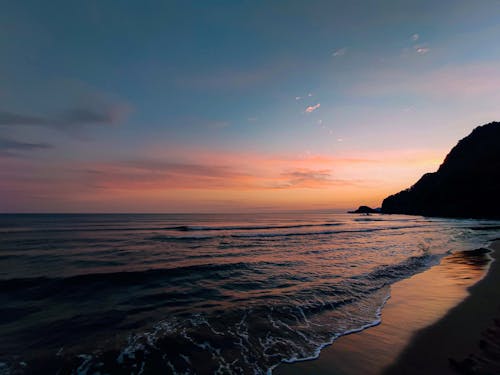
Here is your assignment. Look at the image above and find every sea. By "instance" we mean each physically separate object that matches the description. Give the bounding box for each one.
[1,212,499,374]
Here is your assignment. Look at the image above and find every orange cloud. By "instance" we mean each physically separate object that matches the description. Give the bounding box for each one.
[0,146,446,212]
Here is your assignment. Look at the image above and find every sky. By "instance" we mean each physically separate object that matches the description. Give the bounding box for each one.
[1,0,500,213]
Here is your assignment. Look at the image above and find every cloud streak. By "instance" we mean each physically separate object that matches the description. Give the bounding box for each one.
[0,111,48,126]
[332,48,346,57]
[0,104,130,131]
[0,147,445,212]
[276,168,335,188]
[0,137,52,156]
[415,46,430,54]
[305,103,321,113]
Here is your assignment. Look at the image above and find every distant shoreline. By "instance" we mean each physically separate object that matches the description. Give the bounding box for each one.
[276,240,500,375]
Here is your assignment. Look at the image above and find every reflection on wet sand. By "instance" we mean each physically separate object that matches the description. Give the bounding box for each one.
[276,247,493,375]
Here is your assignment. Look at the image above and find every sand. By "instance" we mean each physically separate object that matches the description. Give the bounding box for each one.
[275,240,500,375]
[385,240,500,375]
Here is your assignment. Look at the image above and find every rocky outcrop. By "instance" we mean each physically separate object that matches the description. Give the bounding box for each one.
[382,122,500,219]
[348,206,380,214]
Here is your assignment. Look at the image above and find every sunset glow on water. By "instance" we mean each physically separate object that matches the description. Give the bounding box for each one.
[1,213,498,373]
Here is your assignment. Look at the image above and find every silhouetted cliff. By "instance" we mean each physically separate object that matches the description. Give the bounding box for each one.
[382,122,500,219]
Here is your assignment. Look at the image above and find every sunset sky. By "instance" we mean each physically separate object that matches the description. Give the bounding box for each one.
[1,1,499,212]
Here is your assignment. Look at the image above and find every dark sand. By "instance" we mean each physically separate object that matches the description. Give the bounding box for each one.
[276,241,500,375]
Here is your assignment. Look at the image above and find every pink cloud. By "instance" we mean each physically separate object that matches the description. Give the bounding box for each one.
[0,146,446,212]
[305,103,320,113]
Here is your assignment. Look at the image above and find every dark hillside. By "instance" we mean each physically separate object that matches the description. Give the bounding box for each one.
[382,122,500,218]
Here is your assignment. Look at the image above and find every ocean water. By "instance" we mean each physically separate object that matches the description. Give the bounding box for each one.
[0,213,499,374]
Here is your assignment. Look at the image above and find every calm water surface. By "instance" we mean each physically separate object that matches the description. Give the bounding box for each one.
[0,213,499,374]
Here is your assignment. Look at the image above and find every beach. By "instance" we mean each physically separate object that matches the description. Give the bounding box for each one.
[1,214,498,373]
[276,240,500,375]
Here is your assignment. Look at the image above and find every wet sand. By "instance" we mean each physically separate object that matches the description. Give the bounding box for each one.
[385,240,500,375]
[276,240,500,375]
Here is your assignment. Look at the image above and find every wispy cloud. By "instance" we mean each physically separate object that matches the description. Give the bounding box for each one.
[403,34,429,56]
[296,93,313,101]
[305,103,321,113]
[65,158,257,192]
[82,160,350,191]
[0,136,52,156]
[0,147,445,212]
[123,160,244,179]
[332,48,347,57]
[276,168,334,188]
[0,111,48,126]
[415,46,430,54]
[0,104,130,131]
[0,101,131,148]
[61,107,129,126]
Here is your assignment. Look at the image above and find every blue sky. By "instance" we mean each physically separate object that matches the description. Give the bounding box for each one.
[1,1,499,212]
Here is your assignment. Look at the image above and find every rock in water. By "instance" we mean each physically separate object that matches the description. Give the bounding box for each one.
[348,206,380,214]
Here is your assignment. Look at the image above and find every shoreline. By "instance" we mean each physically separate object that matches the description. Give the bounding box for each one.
[276,240,500,375]
[384,239,500,374]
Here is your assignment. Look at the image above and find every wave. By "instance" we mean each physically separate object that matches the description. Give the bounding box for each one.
[0,249,445,375]
[22,287,391,375]
[468,225,500,231]
[150,224,432,242]
[0,222,343,235]
[366,252,439,282]
[3,214,491,375]
[0,226,178,234]
[0,260,302,295]
[353,217,426,222]
[2,219,448,237]
[168,222,343,232]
